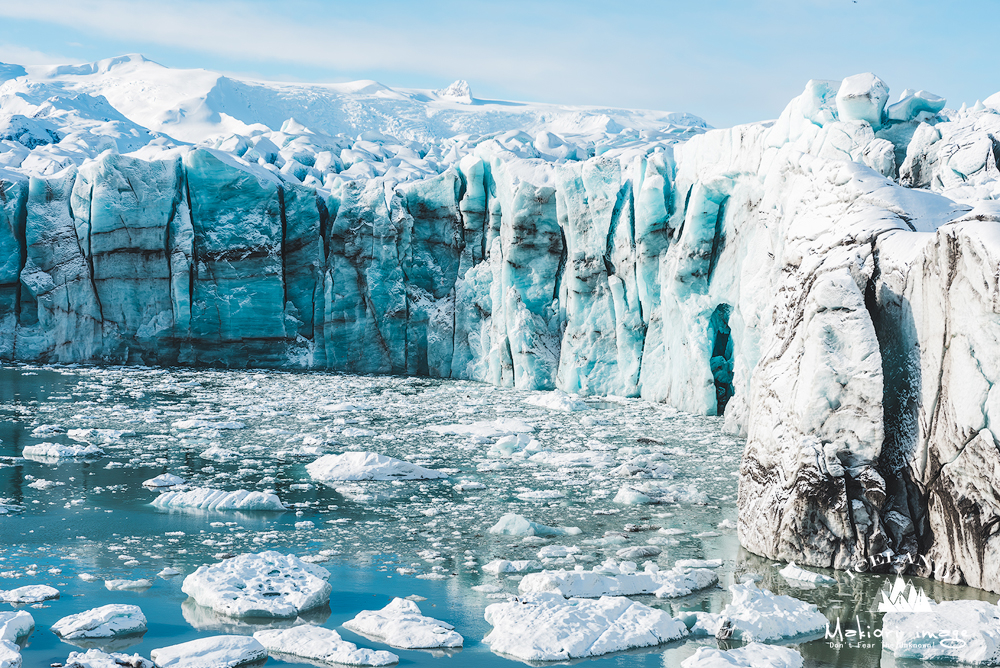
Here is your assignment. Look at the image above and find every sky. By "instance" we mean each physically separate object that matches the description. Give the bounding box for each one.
[0,0,996,128]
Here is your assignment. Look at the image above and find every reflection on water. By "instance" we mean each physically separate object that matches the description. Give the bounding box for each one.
[0,365,996,667]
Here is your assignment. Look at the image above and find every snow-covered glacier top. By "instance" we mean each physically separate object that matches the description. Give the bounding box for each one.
[0,53,707,182]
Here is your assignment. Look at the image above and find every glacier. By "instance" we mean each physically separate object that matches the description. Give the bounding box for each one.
[4,55,1000,595]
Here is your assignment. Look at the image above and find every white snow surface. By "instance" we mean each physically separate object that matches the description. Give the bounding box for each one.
[142,473,185,488]
[306,451,446,481]
[689,582,828,642]
[181,551,332,618]
[0,584,59,603]
[343,597,463,649]
[253,624,398,666]
[489,513,581,537]
[51,604,147,639]
[149,635,267,668]
[0,640,19,668]
[61,649,154,668]
[681,643,804,668]
[152,487,285,511]
[518,560,717,598]
[21,442,103,459]
[0,610,32,643]
[483,592,688,661]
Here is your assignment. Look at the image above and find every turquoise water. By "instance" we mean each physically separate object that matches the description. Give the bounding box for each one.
[0,365,994,667]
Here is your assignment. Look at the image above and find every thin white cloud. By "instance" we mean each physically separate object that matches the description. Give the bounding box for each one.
[0,42,73,66]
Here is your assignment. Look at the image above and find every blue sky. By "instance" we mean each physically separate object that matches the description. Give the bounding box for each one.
[0,0,996,128]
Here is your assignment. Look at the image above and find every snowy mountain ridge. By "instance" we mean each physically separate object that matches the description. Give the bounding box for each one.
[4,56,1000,597]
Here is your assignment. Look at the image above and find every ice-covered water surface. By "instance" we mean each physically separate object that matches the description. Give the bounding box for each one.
[0,365,995,667]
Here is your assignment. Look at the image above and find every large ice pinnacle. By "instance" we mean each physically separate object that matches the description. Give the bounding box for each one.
[436,79,473,103]
[836,72,889,128]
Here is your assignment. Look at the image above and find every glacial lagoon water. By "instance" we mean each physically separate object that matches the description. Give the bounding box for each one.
[0,365,995,667]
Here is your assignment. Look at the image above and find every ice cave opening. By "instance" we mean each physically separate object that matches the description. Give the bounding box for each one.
[708,304,734,415]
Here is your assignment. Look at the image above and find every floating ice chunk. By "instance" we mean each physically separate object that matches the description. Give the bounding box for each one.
[680,643,804,668]
[453,481,486,492]
[836,73,889,128]
[61,649,154,668]
[886,89,946,122]
[483,592,687,661]
[516,490,566,501]
[104,579,152,591]
[483,560,540,574]
[199,447,240,462]
[68,429,132,443]
[527,451,614,467]
[150,636,267,668]
[344,597,463,649]
[0,584,59,603]
[142,473,185,488]
[182,551,332,618]
[489,513,580,537]
[26,478,64,490]
[320,402,375,412]
[0,610,33,643]
[524,392,589,411]
[488,434,542,458]
[52,604,147,639]
[152,488,285,511]
[428,418,535,439]
[690,582,827,642]
[613,482,708,505]
[173,420,244,430]
[30,424,65,437]
[157,567,181,578]
[253,624,398,666]
[306,452,446,481]
[341,427,376,438]
[21,442,103,459]
[538,546,580,559]
[616,546,661,560]
[519,561,717,599]
[79,574,99,582]
[0,640,19,668]
[674,559,722,569]
[779,562,836,585]
[882,599,1000,664]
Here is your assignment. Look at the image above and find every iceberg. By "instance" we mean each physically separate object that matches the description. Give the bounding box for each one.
[0,584,59,603]
[60,650,153,668]
[51,605,147,639]
[149,636,267,668]
[343,597,463,649]
[151,488,285,511]
[21,442,103,459]
[181,551,332,618]
[488,513,581,537]
[252,625,398,666]
[0,641,19,668]
[685,582,828,642]
[0,611,32,644]
[518,560,717,598]
[882,599,1000,664]
[306,451,446,481]
[483,592,687,661]
[680,643,803,668]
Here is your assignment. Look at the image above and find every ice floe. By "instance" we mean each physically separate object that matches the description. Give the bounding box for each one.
[61,649,154,668]
[343,597,463,649]
[778,562,836,585]
[306,452,446,481]
[182,551,332,618]
[51,604,147,639]
[685,582,827,642]
[142,473,185,488]
[519,560,717,598]
[104,579,152,591]
[680,643,804,668]
[253,624,398,666]
[0,584,59,603]
[489,513,581,537]
[483,592,687,661]
[149,635,267,668]
[524,392,589,411]
[152,488,285,511]
[0,640,19,668]
[0,610,32,643]
[21,442,103,459]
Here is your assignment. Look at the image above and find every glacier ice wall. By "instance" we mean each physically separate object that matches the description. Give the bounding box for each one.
[4,72,1000,593]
